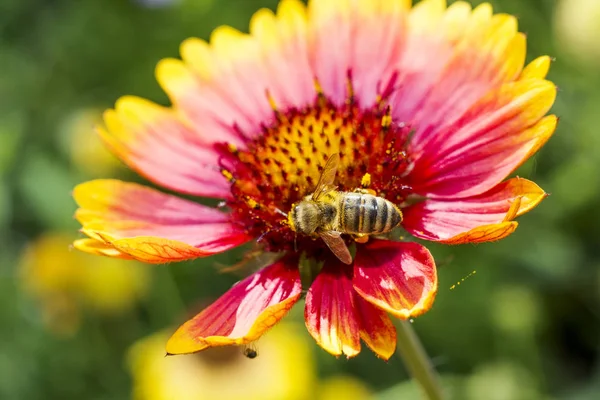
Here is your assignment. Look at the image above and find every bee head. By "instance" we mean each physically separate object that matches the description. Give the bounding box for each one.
[290,201,321,235]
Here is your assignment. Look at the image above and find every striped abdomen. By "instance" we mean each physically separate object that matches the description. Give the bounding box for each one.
[338,192,402,235]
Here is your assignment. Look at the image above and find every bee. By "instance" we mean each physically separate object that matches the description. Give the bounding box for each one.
[288,153,402,264]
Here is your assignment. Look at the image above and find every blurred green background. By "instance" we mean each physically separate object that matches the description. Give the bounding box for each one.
[1,0,599,399]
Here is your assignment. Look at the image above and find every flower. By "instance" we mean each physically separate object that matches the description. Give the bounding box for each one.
[20,233,150,335]
[73,0,556,359]
[318,375,373,400]
[127,322,316,400]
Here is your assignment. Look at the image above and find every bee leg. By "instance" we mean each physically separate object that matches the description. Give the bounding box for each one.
[354,234,369,244]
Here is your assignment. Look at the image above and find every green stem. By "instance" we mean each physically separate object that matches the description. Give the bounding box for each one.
[396,320,444,400]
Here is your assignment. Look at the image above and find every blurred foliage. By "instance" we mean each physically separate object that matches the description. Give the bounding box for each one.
[1,0,599,399]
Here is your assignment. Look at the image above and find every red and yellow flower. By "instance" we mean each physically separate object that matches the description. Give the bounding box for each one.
[73,0,555,359]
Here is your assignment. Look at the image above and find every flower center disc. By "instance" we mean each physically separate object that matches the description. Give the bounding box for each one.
[220,94,413,254]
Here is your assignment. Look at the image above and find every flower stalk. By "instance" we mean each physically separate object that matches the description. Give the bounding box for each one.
[396,320,444,400]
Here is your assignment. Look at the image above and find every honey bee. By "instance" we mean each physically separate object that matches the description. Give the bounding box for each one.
[288,153,402,264]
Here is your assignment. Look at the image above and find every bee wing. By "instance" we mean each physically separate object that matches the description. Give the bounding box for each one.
[320,231,352,265]
[312,153,340,201]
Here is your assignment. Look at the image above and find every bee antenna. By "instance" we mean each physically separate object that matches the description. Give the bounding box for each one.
[294,232,298,252]
[274,207,287,217]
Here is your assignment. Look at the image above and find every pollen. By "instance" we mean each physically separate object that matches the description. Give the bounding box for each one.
[227,143,238,154]
[360,173,372,189]
[219,91,414,254]
[381,107,392,129]
[245,198,259,210]
[221,169,235,183]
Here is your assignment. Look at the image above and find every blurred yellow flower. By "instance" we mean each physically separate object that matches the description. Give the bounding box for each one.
[19,233,150,335]
[318,375,373,400]
[555,0,600,66]
[128,322,316,400]
[59,108,121,176]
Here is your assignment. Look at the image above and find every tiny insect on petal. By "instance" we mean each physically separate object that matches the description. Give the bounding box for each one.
[166,258,302,355]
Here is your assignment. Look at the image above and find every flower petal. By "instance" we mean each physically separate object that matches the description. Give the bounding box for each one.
[305,260,361,358]
[392,2,528,138]
[99,96,230,198]
[72,238,133,260]
[158,46,269,145]
[160,1,315,144]
[429,222,518,245]
[385,2,557,198]
[403,177,547,243]
[308,0,410,106]
[407,81,557,198]
[166,258,302,354]
[73,180,250,263]
[354,293,397,360]
[520,56,552,80]
[249,0,316,108]
[353,241,437,319]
